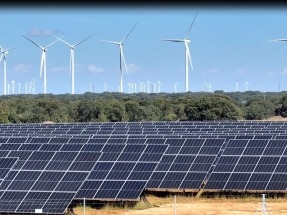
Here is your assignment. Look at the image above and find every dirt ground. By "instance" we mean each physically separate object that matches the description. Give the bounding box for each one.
[73,196,287,215]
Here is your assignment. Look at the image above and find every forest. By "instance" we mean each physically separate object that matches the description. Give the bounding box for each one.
[0,90,287,123]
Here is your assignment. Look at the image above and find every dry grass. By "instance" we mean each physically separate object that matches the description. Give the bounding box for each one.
[72,195,287,215]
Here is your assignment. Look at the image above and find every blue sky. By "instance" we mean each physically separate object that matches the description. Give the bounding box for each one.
[1,6,287,94]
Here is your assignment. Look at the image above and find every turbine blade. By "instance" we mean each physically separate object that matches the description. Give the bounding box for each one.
[185,11,198,39]
[185,42,193,70]
[121,21,138,43]
[21,35,44,49]
[45,38,60,49]
[74,33,96,47]
[50,34,72,48]
[267,38,287,42]
[120,46,128,74]
[40,52,44,78]
[99,39,119,45]
[161,39,185,42]
[0,54,3,62]
[4,48,15,52]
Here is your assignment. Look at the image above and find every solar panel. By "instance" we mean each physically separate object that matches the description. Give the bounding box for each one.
[204,139,287,191]
[147,138,225,190]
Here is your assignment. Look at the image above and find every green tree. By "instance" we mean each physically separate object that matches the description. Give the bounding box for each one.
[244,98,274,120]
[184,94,243,121]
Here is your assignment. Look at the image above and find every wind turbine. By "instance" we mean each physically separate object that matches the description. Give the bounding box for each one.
[22,35,59,94]
[162,11,198,93]
[51,33,96,94]
[0,47,14,95]
[147,80,150,93]
[18,83,21,94]
[157,80,162,93]
[174,82,179,93]
[245,81,248,92]
[235,82,239,92]
[99,22,138,93]
[134,82,137,93]
[11,80,15,95]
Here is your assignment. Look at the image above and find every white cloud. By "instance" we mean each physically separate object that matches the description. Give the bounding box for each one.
[26,28,60,37]
[87,64,104,73]
[126,63,142,74]
[13,64,32,73]
[48,66,68,73]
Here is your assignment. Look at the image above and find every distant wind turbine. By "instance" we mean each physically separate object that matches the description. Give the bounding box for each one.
[147,80,150,93]
[134,82,137,93]
[25,83,28,94]
[157,80,162,93]
[51,33,96,94]
[162,11,198,93]
[235,82,239,92]
[22,35,59,94]
[99,22,138,93]
[11,80,15,95]
[7,83,10,95]
[204,82,208,92]
[18,83,21,94]
[0,46,14,95]
[245,81,248,92]
[174,82,179,93]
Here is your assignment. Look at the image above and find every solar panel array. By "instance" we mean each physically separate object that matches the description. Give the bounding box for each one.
[0,121,286,214]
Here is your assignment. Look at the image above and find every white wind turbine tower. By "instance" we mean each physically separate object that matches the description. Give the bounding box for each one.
[18,83,21,94]
[245,81,248,92]
[0,46,14,95]
[131,83,134,93]
[157,80,162,93]
[22,35,59,94]
[162,11,198,93]
[7,83,10,95]
[11,80,15,95]
[174,82,179,93]
[208,83,212,92]
[134,82,137,93]
[128,83,131,94]
[147,80,150,93]
[235,82,239,92]
[100,22,138,93]
[51,33,96,94]
[153,82,156,93]
[25,83,28,94]
[204,82,208,92]
[32,79,37,94]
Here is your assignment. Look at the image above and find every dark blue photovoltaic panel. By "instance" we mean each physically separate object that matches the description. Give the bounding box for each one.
[94,181,125,199]
[116,181,147,199]
[1,121,287,214]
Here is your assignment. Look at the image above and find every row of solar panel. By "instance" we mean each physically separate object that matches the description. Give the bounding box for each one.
[0,121,286,214]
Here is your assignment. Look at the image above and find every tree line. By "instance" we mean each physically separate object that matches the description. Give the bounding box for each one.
[0,90,286,123]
